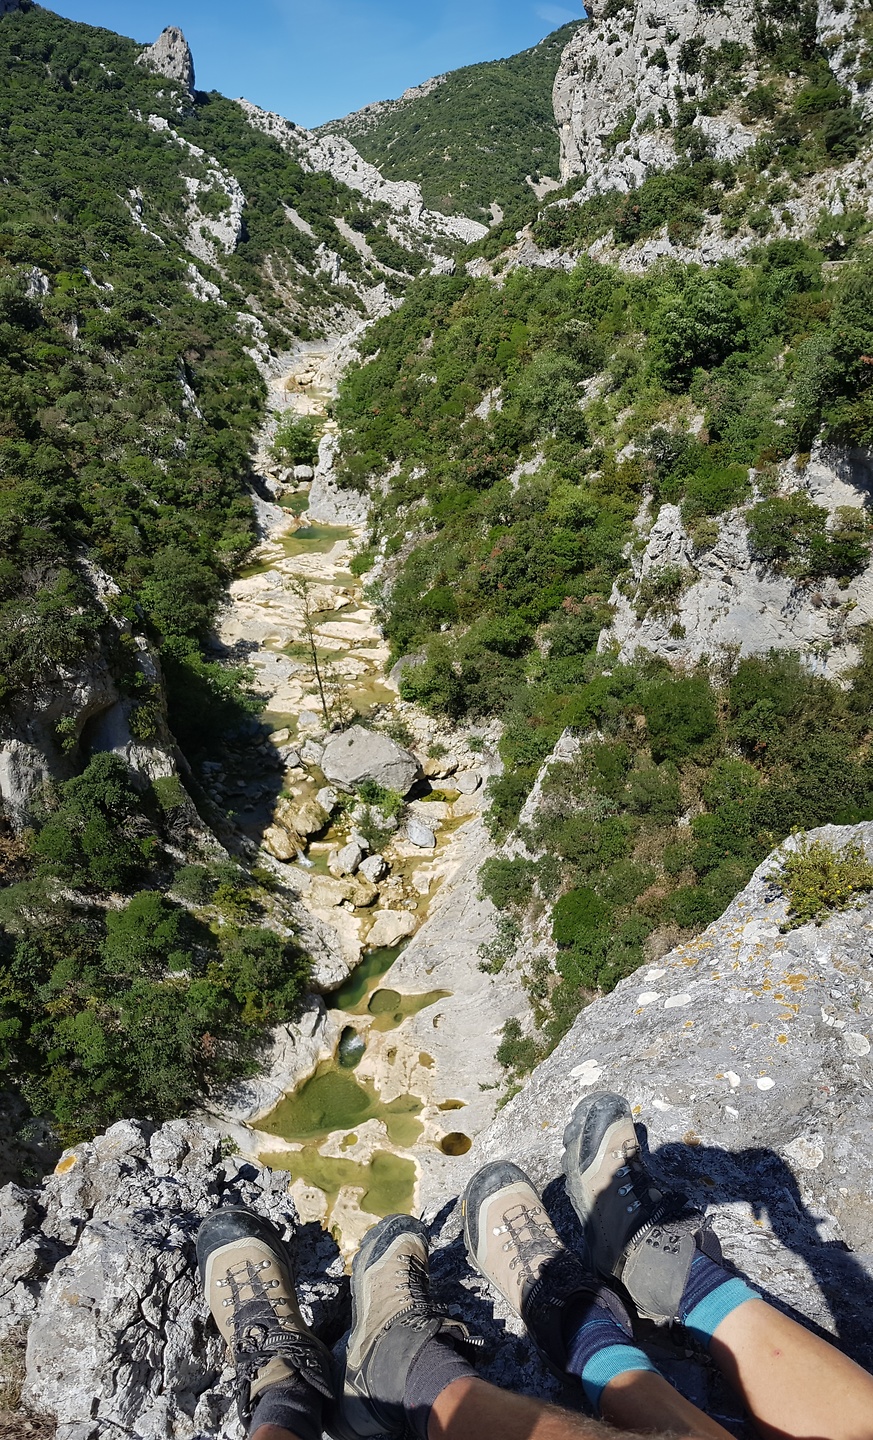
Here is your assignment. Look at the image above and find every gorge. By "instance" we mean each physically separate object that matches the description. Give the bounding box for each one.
[0,0,872,1435]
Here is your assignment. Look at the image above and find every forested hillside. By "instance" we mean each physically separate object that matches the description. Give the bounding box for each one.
[320,23,578,222]
[0,1,435,1146]
[336,237,873,1071]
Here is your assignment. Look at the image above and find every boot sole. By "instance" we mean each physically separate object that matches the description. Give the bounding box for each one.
[561,1090,631,1240]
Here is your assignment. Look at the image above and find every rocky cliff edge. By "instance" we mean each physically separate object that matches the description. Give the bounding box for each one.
[2,823,872,1436]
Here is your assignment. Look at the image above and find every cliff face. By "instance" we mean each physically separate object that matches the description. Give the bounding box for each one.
[600,441,873,678]
[137,26,195,94]
[554,0,873,193]
[3,822,872,1436]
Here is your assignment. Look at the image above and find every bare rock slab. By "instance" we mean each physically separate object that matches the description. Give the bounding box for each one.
[321,725,419,795]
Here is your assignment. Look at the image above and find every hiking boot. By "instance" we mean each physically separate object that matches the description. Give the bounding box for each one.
[562,1092,720,1325]
[463,1160,633,1376]
[332,1214,481,1440]
[197,1207,334,1424]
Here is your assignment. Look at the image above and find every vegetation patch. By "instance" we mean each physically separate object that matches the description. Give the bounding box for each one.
[770,834,873,926]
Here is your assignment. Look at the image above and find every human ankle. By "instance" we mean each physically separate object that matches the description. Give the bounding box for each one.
[680,1251,758,1349]
[405,1334,480,1440]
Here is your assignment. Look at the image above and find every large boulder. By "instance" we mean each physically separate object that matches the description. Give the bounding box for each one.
[321,725,419,796]
[366,909,417,948]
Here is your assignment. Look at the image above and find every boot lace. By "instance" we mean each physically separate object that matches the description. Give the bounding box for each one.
[219,1256,332,1416]
[499,1201,564,1284]
[382,1252,485,1354]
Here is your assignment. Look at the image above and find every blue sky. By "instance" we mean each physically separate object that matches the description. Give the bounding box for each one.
[48,1,585,129]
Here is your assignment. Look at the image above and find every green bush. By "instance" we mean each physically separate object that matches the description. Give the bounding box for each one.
[643,676,719,762]
[32,753,157,891]
[270,413,321,467]
[770,835,873,926]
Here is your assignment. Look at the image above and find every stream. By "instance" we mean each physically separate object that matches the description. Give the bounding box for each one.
[212,340,494,1254]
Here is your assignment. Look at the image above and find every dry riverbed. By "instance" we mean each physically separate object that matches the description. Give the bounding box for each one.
[206,343,518,1256]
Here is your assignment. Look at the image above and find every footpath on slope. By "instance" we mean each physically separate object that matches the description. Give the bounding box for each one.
[203,339,528,1256]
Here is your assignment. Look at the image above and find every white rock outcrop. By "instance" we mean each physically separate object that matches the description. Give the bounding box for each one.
[137,26,195,94]
[601,443,873,680]
[236,100,487,250]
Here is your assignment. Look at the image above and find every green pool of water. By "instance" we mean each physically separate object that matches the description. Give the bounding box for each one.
[329,945,405,1012]
[239,523,356,578]
[280,492,311,516]
[259,1061,424,1149]
[367,988,451,1033]
[259,1146,416,1219]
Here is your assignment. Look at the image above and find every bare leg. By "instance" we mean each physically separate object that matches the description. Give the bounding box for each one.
[251,1428,301,1440]
[429,1373,733,1440]
[709,1298,873,1440]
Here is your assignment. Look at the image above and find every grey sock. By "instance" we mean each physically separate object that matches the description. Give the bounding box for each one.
[248,1377,323,1440]
[403,1335,478,1440]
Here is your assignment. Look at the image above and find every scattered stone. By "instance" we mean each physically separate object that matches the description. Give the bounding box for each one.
[274,795,329,840]
[297,710,321,730]
[359,853,388,884]
[406,818,436,849]
[454,770,481,795]
[329,841,363,878]
[366,909,417,947]
[300,738,325,767]
[349,828,370,853]
[316,786,338,813]
[263,825,297,861]
[293,465,315,481]
[270,728,291,745]
[321,724,419,795]
[422,755,458,779]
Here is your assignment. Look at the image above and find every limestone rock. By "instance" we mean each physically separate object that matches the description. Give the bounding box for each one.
[316,786,338,814]
[137,26,195,94]
[329,841,363,877]
[406,818,436,849]
[274,794,329,840]
[210,997,335,1125]
[300,738,325,767]
[306,435,370,526]
[600,445,873,681]
[359,853,388,884]
[6,1119,344,1439]
[321,725,419,796]
[263,825,298,862]
[366,909,417,948]
[453,770,481,795]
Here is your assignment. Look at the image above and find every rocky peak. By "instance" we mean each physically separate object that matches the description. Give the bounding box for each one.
[137,25,195,94]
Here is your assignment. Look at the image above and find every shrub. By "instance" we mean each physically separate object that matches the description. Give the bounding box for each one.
[479,856,536,912]
[552,887,613,946]
[770,835,873,927]
[32,753,157,891]
[271,413,321,467]
[642,675,719,762]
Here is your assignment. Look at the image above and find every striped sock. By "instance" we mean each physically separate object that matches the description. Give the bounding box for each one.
[564,1294,659,1413]
[680,1251,758,1348]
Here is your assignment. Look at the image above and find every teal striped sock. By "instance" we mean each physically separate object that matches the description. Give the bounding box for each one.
[565,1298,659,1412]
[681,1252,758,1348]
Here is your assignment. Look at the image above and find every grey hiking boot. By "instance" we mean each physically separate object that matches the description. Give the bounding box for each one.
[332,1214,481,1440]
[562,1092,720,1325]
[463,1160,634,1376]
[196,1207,334,1425]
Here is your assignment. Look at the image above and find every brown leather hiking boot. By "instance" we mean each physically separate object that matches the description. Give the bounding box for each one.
[463,1160,632,1375]
[562,1091,719,1324]
[196,1207,334,1424]
[332,1214,480,1440]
